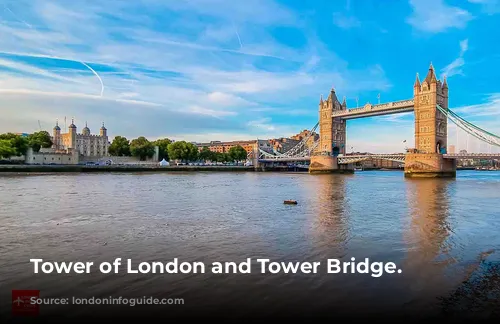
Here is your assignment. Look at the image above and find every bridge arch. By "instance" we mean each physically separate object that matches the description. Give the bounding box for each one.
[436,140,445,154]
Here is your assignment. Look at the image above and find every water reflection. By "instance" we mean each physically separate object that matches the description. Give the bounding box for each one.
[310,174,350,258]
[403,178,455,311]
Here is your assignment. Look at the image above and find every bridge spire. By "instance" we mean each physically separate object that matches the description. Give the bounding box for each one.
[327,87,337,102]
[320,94,323,104]
[414,72,420,87]
[442,75,448,89]
[424,62,437,84]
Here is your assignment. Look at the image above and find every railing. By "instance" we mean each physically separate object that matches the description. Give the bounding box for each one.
[332,99,414,116]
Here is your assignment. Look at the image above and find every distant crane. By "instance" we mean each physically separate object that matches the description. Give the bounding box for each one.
[38,120,42,131]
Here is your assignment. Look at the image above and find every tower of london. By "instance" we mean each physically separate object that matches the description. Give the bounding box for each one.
[52,118,110,157]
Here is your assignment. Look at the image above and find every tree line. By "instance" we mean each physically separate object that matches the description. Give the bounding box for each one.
[0,131,53,159]
[109,136,248,162]
[0,131,249,163]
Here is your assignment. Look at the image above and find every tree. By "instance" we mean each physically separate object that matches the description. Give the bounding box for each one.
[130,136,155,161]
[167,141,199,162]
[198,146,214,161]
[0,133,29,156]
[153,138,172,161]
[0,139,16,158]
[228,145,248,162]
[28,131,53,152]
[109,136,131,156]
[214,152,227,163]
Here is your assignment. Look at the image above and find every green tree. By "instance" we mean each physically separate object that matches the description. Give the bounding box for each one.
[228,145,248,162]
[28,131,53,152]
[214,152,227,163]
[109,136,131,156]
[198,146,214,161]
[153,138,172,161]
[0,139,16,158]
[130,136,155,161]
[0,133,29,156]
[167,141,199,162]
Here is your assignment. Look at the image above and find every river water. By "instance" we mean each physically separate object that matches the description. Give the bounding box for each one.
[0,170,499,320]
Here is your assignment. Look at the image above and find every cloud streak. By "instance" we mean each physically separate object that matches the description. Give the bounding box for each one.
[0,0,391,145]
[406,0,473,33]
[441,39,469,78]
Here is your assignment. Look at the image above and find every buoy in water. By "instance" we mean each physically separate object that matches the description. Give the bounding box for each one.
[284,200,297,205]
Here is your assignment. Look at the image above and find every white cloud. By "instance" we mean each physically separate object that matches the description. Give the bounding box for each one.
[185,105,237,118]
[453,93,500,117]
[332,13,361,29]
[441,39,469,78]
[206,92,254,107]
[407,0,473,33]
[0,0,391,142]
[460,39,469,53]
[467,0,500,14]
[247,118,276,132]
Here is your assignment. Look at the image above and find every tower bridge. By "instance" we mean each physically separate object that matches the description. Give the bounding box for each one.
[249,63,500,177]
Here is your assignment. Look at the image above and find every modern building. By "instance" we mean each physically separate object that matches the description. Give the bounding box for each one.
[52,119,110,157]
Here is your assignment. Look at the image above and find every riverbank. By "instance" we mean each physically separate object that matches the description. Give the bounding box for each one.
[0,164,309,173]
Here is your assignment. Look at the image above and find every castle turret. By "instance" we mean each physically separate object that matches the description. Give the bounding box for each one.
[100,122,107,137]
[52,119,61,150]
[82,121,90,136]
[68,118,77,149]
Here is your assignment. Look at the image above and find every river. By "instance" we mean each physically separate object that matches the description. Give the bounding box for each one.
[0,170,499,320]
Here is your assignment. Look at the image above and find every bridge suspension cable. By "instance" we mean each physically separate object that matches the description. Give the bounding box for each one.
[279,121,319,157]
[247,121,320,160]
[436,105,500,148]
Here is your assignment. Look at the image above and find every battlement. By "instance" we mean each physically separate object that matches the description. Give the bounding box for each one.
[76,133,107,138]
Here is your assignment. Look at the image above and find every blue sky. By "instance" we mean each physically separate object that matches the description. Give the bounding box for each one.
[1,0,500,153]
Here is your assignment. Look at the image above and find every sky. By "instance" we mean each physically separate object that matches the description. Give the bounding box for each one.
[1,0,500,153]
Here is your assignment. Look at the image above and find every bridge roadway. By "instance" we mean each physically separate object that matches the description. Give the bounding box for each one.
[259,153,500,164]
[332,99,414,120]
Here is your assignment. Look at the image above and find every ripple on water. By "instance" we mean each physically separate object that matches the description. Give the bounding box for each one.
[0,170,499,317]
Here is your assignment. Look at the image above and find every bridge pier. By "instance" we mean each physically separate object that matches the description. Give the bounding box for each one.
[404,153,456,178]
[309,155,353,174]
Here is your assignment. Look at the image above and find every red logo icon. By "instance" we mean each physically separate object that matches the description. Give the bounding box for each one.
[12,290,40,316]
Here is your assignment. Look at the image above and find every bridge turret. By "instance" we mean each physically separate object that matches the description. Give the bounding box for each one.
[424,62,438,91]
[327,87,337,103]
[341,96,347,109]
[414,72,421,96]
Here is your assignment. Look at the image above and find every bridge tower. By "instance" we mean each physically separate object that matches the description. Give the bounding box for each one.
[404,64,456,177]
[309,88,349,173]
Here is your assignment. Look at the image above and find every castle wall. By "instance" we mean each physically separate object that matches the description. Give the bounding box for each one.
[25,147,79,165]
[54,132,109,157]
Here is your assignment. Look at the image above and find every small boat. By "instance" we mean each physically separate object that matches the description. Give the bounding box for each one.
[284,200,298,205]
